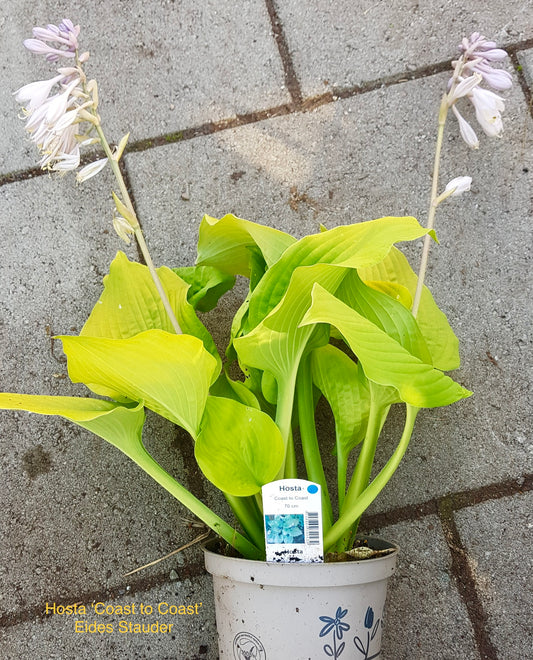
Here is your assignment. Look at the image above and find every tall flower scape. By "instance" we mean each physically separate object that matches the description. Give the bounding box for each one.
[2,22,512,561]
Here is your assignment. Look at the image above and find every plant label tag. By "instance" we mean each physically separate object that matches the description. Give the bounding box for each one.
[262,479,323,563]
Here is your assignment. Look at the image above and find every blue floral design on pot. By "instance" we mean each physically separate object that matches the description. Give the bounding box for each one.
[354,606,382,659]
[319,606,350,658]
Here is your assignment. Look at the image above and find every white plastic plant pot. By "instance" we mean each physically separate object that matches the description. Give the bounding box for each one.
[204,538,398,660]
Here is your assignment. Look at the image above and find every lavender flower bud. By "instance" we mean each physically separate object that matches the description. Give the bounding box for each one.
[472,48,507,61]
[472,61,513,91]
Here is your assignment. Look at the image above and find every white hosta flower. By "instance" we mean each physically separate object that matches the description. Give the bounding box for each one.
[15,21,102,176]
[34,122,81,169]
[448,73,482,104]
[49,148,81,173]
[52,107,80,132]
[470,87,505,137]
[450,34,511,147]
[445,176,472,196]
[44,78,80,124]
[76,158,108,183]
[14,74,64,111]
[452,106,479,149]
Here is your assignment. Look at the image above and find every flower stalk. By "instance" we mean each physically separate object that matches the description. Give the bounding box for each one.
[412,33,512,317]
[91,118,183,335]
[411,94,447,318]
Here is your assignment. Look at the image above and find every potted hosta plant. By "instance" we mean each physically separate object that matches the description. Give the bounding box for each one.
[1,22,512,658]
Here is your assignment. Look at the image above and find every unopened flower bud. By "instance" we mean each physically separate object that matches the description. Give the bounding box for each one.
[113,133,130,161]
[473,61,513,91]
[445,176,472,196]
[452,106,479,149]
[112,214,135,244]
[87,80,98,109]
[471,48,507,61]
[76,157,108,183]
[112,192,139,229]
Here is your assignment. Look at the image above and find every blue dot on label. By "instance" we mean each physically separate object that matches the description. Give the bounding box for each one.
[307,484,318,494]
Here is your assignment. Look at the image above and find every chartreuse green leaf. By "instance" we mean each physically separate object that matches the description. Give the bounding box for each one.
[301,285,471,408]
[246,216,431,329]
[310,345,370,456]
[171,265,235,312]
[310,344,371,510]
[364,280,412,309]
[336,270,432,363]
[0,393,262,560]
[209,369,260,409]
[81,252,220,369]
[60,330,218,437]
[196,213,296,277]
[0,393,145,451]
[235,264,346,477]
[358,247,460,370]
[235,264,346,394]
[195,397,284,497]
[225,246,272,362]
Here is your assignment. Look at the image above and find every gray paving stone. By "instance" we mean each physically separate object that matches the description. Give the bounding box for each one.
[125,70,532,513]
[455,492,533,659]
[277,0,532,97]
[0,173,228,617]
[1,0,289,174]
[376,516,478,659]
[517,46,533,88]
[0,578,218,660]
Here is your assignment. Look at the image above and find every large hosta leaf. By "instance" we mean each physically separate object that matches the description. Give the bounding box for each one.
[358,247,459,370]
[209,370,260,409]
[363,280,412,310]
[60,330,218,437]
[0,393,144,454]
[301,285,471,408]
[336,270,432,363]
[196,213,296,277]
[81,252,220,368]
[171,265,235,312]
[310,345,370,456]
[235,264,346,388]
[246,216,431,329]
[195,397,284,496]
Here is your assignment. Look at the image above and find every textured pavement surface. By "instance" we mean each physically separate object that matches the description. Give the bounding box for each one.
[1,2,532,659]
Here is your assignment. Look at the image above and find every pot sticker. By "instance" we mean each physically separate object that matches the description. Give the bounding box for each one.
[262,479,323,562]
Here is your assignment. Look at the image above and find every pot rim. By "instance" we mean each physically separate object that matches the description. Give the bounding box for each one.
[203,536,399,588]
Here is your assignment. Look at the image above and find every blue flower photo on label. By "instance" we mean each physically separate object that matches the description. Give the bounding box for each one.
[265,514,305,544]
